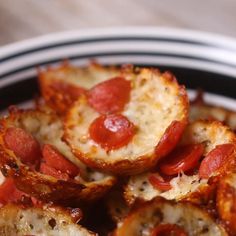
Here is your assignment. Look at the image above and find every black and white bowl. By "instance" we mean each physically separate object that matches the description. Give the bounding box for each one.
[0,27,236,111]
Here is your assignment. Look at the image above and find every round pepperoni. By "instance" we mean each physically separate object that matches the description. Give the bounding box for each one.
[159,144,204,176]
[148,173,172,191]
[51,81,86,101]
[42,144,79,177]
[88,77,131,114]
[199,143,235,179]
[89,114,135,151]
[40,163,70,181]
[155,121,186,159]
[0,178,25,205]
[151,224,188,236]
[4,127,41,165]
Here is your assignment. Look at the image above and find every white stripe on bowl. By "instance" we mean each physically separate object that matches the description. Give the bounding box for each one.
[1,41,236,77]
[1,56,236,89]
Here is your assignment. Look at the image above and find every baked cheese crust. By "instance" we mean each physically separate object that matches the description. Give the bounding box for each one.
[114,197,227,236]
[125,120,236,205]
[0,108,116,203]
[0,204,96,236]
[38,61,120,114]
[64,67,188,175]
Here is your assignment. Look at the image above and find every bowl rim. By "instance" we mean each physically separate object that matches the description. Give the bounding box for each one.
[1,26,236,59]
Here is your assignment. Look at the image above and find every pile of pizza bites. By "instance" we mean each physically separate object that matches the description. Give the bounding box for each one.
[0,61,236,236]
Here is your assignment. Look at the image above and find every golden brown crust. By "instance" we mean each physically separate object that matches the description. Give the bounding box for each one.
[124,120,236,206]
[113,197,227,236]
[0,108,116,204]
[0,203,97,236]
[180,120,236,153]
[217,172,236,235]
[63,67,189,175]
[0,140,85,204]
[38,61,120,114]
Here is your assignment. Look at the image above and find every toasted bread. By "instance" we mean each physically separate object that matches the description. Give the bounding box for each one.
[114,197,227,236]
[0,108,116,203]
[0,204,96,236]
[217,172,236,235]
[38,61,120,114]
[64,67,188,175]
[125,120,236,205]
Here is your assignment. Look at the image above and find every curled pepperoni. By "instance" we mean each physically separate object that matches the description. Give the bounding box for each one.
[40,163,70,181]
[151,224,188,236]
[89,114,135,151]
[88,77,131,114]
[42,144,79,177]
[148,173,172,191]
[199,143,235,179]
[155,121,185,159]
[51,81,86,101]
[159,144,204,176]
[0,178,25,205]
[4,127,41,165]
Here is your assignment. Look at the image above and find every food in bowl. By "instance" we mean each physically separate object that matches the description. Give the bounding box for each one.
[0,61,235,235]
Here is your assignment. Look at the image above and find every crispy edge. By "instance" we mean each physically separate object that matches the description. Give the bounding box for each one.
[0,108,117,204]
[0,203,97,236]
[113,197,228,236]
[217,172,236,235]
[38,61,120,114]
[124,120,236,206]
[63,68,189,175]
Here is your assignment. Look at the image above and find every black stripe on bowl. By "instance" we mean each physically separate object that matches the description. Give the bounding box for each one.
[0,66,235,111]
[2,36,235,63]
[1,51,236,79]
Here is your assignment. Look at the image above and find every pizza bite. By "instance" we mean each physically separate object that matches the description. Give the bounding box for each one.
[217,172,236,235]
[38,61,120,114]
[190,90,236,131]
[125,120,236,205]
[0,204,96,236]
[113,197,227,236]
[64,67,188,175]
[0,108,116,204]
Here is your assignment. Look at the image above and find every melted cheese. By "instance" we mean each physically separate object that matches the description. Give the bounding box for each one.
[65,68,187,164]
[41,63,119,88]
[8,111,111,182]
[115,199,227,236]
[125,120,236,204]
[180,120,236,154]
[0,205,94,236]
[126,173,207,203]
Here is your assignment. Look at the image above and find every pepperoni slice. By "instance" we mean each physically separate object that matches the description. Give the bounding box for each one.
[51,81,86,101]
[4,127,41,165]
[42,144,79,177]
[155,121,185,159]
[0,178,25,205]
[40,163,70,181]
[151,224,188,236]
[148,173,172,191]
[158,144,204,176]
[89,114,135,151]
[88,77,131,114]
[199,143,235,179]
